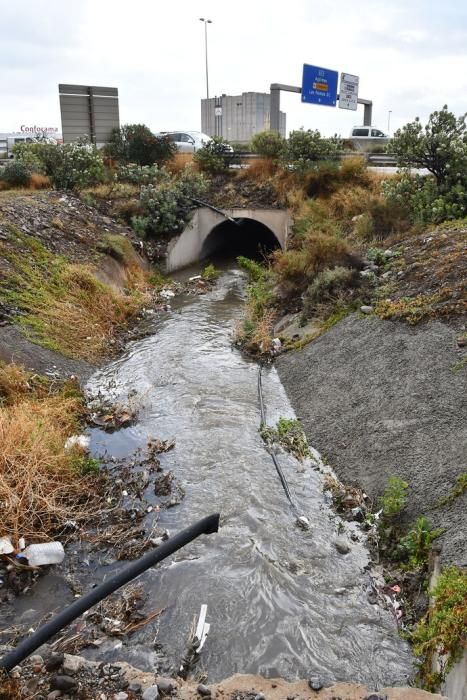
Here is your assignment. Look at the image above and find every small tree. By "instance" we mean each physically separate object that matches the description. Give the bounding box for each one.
[105,124,176,166]
[193,136,233,174]
[250,130,285,160]
[391,106,467,185]
[286,128,341,169]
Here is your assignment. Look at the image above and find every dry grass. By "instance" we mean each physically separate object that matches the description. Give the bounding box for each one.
[29,173,50,189]
[273,233,355,282]
[0,365,101,546]
[167,152,194,173]
[238,157,277,180]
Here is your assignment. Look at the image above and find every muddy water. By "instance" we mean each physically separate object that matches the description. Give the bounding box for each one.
[79,267,413,685]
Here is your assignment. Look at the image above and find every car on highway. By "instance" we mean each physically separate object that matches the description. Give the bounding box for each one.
[157,131,212,153]
[350,126,390,151]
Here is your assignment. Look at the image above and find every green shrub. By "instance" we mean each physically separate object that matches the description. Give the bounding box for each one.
[383,173,467,225]
[193,136,233,174]
[105,124,176,166]
[250,130,285,160]
[139,167,208,236]
[131,216,150,237]
[285,129,341,171]
[1,161,32,186]
[28,142,106,190]
[398,516,443,568]
[391,106,467,185]
[12,143,46,173]
[260,417,310,462]
[412,567,467,690]
[302,266,358,319]
[117,163,163,185]
[379,476,409,518]
[202,264,220,282]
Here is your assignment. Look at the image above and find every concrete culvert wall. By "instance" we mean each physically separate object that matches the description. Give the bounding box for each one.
[166,207,290,272]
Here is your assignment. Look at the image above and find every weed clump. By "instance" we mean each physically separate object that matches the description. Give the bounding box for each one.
[261,417,310,462]
[412,566,467,690]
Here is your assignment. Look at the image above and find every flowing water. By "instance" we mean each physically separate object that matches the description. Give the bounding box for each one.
[8,266,414,686]
[82,267,414,685]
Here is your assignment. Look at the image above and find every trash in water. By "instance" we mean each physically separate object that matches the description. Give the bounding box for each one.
[64,434,90,451]
[296,515,311,530]
[0,536,14,555]
[160,289,175,299]
[20,542,65,567]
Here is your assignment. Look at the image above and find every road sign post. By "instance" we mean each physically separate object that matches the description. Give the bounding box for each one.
[339,73,359,111]
[301,64,338,107]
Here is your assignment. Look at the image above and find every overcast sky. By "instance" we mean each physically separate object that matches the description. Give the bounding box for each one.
[1,0,466,137]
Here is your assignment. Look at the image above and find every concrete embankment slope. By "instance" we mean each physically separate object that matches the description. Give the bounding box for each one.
[276,314,467,567]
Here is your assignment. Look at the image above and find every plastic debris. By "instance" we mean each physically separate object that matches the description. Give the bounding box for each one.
[64,434,90,451]
[21,542,65,567]
[0,536,14,555]
[160,289,175,299]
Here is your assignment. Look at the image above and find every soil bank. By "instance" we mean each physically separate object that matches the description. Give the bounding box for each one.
[276,314,467,567]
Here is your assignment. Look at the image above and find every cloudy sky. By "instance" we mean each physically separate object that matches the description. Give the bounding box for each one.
[1,0,466,137]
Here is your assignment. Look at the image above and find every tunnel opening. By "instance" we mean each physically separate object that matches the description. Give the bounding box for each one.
[200,218,281,261]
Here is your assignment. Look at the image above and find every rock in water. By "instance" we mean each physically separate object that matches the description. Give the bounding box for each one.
[334,538,351,554]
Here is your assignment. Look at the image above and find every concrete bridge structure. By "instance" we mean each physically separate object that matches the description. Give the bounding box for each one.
[166,207,290,272]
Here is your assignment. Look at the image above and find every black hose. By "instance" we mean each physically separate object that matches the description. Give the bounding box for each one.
[0,513,220,673]
[191,198,241,225]
[258,366,295,507]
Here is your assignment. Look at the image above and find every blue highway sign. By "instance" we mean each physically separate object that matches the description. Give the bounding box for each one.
[301,64,338,107]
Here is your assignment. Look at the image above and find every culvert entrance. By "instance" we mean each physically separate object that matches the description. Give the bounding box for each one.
[200,218,281,260]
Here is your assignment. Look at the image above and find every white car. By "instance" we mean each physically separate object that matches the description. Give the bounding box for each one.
[157,131,213,153]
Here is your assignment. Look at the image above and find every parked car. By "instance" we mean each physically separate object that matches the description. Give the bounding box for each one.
[156,131,212,153]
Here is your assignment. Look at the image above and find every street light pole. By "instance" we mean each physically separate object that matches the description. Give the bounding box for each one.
[199,18,212,100]
[387,110,392,135]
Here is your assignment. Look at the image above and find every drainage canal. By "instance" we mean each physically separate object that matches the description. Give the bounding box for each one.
[5,267,414,685]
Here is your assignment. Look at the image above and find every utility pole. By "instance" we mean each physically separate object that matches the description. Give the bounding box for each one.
[387,110,392,135]
[199,18,212,100]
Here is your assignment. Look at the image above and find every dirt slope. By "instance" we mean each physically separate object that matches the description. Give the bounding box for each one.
[276,314,467,567]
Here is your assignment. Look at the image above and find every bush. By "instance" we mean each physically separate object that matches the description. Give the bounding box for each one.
[412,567,467,690]
[1,161,32,187]
[250,130,285,160]
[273,233,356,283]
[193,136,233,174]
[117,163,163,185]
[139,167,208,236]
[379,476,409,518]
[105,124,177,166]
[285,129,342,171]
[398,516,443,568]
[391,106,467,185]
[30,142,106,190]
[13,142,46,173]
[383,172,467,225]
[302,266,359,319]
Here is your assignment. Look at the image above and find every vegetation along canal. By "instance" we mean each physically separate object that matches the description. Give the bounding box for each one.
[51,264,414,685]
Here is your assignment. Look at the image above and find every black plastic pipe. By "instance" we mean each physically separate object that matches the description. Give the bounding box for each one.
[0,513,220,673]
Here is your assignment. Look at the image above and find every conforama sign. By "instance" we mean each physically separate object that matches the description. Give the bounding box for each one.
[20,125,59,133]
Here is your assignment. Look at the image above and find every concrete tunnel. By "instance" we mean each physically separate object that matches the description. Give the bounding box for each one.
[166,208,290,272]
[200,217,281,260]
